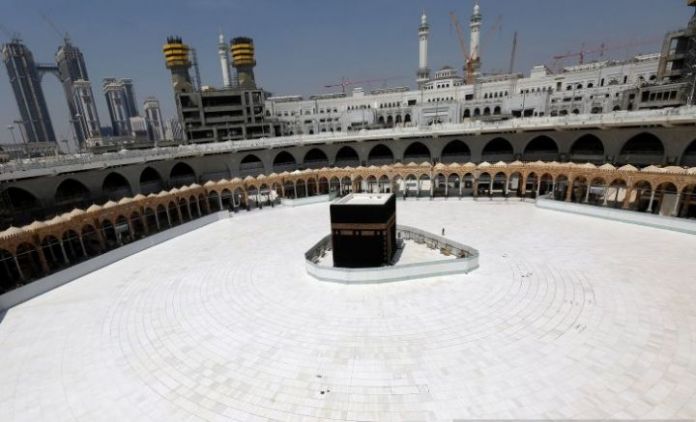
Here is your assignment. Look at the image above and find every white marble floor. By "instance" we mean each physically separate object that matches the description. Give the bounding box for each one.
[2,200,696,421]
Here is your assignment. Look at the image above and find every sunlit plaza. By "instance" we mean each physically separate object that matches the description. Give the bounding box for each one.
[2,200,696,421]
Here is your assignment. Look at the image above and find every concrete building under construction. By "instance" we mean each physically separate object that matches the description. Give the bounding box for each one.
[163,35,280,143]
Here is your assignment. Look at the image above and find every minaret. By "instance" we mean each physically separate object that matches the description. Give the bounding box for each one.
[417,11,430,88]
[218,31,232,88]
[469,0,482,78]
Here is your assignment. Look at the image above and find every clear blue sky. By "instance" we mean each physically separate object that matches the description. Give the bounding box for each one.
[0,0,690,145]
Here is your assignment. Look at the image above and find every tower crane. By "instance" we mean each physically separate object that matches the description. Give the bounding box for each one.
[551,36,664,71]
[323,76,406,95]
[39,12,69,42]
[449,11,475,85]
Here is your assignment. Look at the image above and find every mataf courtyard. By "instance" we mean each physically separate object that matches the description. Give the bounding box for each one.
[1,200,696,421]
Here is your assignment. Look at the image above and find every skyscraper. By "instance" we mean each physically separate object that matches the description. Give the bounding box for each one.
[72,79,101,140]
[143,97,164,141]
[55,38,91,145]
[103,78,139,136]
[1,38,56,143]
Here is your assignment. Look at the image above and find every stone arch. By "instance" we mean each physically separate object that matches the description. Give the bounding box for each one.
[367,144,394,165]
[140,167,164,195]
[463,109,471,119]
[2,187,41,222]
[318,177,329,195]
[492,172,507,196]
[329,177,341,193]
[570,176,589,203]
[445,173,460,196]
[340,176,352,195]
[240,154,264,177]
[303,148,329,169]
[129,210,146,239]
[523,135,559,161]
[168,201,181,226]
[296,179,307,198]
[102,172,132,201]
[477,172,492,196]
[114,215,132,244]
[681,139,696,167]
[570,134,605,163]
[16,242,43,281]
[587,177,607,206]
[403,141,431,163]
[0,247,21,292]
[335,146,360,167]
[507,172,523,196]
[441,140,472,164]
[378,175,391,193]
[55,178,91,211]
[652,182,678,216]
[617,132,665,166]
[678,184,696,218]
[81,224,102,256]
[208,191,221,212]
[273,151,297,173]
[156,204,170,228]
[143,207,159,232]
[169,162,196,187]
[482,137,514,162]
[41,235,65,271]
[61,229,84,263]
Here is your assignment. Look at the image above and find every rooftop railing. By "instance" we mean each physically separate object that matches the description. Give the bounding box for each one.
[2,106,696,181]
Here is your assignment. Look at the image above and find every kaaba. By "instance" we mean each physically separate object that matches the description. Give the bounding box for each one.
[330,193,397,268]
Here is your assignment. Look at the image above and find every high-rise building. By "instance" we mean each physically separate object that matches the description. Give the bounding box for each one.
[129,116,148,139]
[1,38,56,143]
[56,38,94,145]
[103,78,139,136]
[72,79,101,140]
[143,97,164,141]
[163,35,277,143]
[165,117,184,141]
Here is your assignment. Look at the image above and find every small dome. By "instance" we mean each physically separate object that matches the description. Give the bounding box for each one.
[493,161,507,167]
[598,163,616,171]
[662,166,686,174]
[641,165,663,173]
[103,200,118,208]
[618,164,638,172]
[477,161,491,168]
[86,204,103,213]
[118,197,133,205]
[23,220,46,231]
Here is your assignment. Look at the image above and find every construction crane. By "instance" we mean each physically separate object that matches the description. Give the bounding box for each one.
[551,36,664,71]
[0,21,19,40]
[323,76,406,95]
[189,48,202,91]
[449,11,475,85]
[39,12,69,42]
[509,31,518,74]
[480,14,503,54]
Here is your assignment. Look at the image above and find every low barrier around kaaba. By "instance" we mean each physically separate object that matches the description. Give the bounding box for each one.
[304,225,479,284]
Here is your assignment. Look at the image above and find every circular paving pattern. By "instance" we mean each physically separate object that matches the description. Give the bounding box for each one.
[1,200,696,421]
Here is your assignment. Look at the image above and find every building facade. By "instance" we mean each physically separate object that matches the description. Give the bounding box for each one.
[143,97,164,141]
[72,79,102,139]
[1,39,56,144]
[104,78,139,136]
